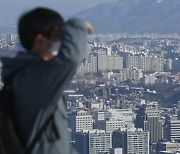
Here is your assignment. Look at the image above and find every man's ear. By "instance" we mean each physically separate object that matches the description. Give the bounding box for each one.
[34,34,44,45]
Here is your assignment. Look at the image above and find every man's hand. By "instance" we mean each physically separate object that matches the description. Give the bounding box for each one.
[85,22,93,34]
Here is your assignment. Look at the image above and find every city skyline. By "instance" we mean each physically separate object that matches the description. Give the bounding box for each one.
[1,31,180,154]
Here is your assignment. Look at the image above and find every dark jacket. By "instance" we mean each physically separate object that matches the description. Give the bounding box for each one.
[0,19,87,154]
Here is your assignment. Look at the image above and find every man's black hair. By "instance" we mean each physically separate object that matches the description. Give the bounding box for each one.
[18,7,64,50]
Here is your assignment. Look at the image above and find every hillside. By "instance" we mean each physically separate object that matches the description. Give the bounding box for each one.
[73,0,180,34]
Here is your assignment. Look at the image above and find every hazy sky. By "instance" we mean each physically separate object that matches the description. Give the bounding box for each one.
[0,0,118,26]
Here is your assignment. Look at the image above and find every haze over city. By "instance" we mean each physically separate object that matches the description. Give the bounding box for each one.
[1,0,180,34]
[0,0,118,26]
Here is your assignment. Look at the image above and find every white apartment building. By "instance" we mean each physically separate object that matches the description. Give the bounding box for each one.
[89,130,112,154]
[167,119,180,142]
[97,120,127,133]
[75,130,112,154]
[68,110,93,132]
[95,109,136,123]
[126,55,164,72]
[97,54,123,71]
[127,128,149,154]
[77,55,97,75]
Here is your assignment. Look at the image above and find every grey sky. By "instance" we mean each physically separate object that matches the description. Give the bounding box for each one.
[0,0,118,26]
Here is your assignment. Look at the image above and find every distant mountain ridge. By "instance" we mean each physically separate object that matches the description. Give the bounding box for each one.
[73,0,180,34]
